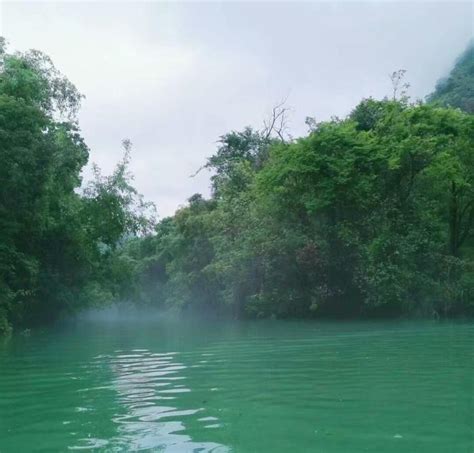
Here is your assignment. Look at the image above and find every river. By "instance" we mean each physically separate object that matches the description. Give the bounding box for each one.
[0,316,472,452]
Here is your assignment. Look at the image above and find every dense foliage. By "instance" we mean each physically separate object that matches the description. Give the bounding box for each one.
[0,40,153,334]
[1,41,473,333]
[123,98,473,319]
[427,41,474,113]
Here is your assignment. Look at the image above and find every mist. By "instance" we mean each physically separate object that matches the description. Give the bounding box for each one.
[1,3,473,450]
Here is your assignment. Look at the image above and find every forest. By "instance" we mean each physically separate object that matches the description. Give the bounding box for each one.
[0,39,473,335]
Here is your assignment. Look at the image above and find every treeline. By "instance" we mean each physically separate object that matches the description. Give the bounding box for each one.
[122,98,473,319]
[120,45,474,319]
[0,41,473,333]
[0,40,154,334]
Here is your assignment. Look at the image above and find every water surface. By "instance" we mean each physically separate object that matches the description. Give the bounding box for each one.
[0,317,472,452]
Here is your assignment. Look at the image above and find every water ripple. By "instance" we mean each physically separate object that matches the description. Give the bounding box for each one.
[0,320,472,452]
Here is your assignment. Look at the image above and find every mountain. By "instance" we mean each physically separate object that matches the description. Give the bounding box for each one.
[427,41,474,113]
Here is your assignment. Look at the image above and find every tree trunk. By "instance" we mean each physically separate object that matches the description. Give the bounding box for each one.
[449,181,459,257]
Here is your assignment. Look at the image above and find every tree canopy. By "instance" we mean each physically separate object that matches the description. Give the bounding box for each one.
[0,40,154,334]
[1,40,473,334]
[125,98,473,319]
[427,41,474,113]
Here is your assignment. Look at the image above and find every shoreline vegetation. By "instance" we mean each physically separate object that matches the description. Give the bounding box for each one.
[0,39,473,335]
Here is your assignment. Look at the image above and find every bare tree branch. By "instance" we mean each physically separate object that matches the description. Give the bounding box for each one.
[390,69,410,101]
[262,97,292,142]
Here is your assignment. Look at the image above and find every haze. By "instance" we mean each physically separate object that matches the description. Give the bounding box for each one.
[1,1,472,217]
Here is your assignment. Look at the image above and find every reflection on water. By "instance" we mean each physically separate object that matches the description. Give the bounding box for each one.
[0,319,472,453]
[71,350,229,452]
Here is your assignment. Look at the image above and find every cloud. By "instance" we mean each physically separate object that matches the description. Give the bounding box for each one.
[2,1,473,217]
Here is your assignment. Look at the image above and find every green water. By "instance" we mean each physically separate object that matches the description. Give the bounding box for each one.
[0,318,472,452]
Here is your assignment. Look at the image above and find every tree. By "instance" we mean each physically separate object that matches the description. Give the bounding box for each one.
[0,41,155,332]
[428,41,474,113]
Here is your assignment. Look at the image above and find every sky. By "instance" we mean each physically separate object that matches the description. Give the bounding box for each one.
[1,1,473,217]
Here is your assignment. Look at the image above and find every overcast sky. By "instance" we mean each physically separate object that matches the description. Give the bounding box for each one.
[1,1,473,217]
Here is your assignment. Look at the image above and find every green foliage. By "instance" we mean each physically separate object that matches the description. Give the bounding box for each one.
[129,97,473,319]
[427,41,474,113]
[0,40,154,333]
[1,38,473,332]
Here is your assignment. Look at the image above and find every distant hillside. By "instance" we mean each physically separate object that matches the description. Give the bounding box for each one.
[427,42,474,113]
